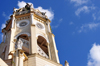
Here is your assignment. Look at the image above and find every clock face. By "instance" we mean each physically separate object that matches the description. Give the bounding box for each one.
[19,22,27,27]
[17,20,29,28]
[36,23,44,29]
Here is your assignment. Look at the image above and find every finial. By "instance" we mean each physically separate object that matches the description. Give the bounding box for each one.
[25,3,31,10]
[41,12,46,15]
[13,7,15,9]
[13,7,18,13]
[65,60,69,66]
[13,7,16,11]
[30,4,34,8]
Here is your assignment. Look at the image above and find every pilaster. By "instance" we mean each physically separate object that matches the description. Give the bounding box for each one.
[8,14,16,58]
[30,13,34,24]
[28,36,31,54]
[51,33,60,63]
[12,14,15,28]
[47,43,51,60]
[15,50,18,66]
[48,32,60,63]
[18,51,24,66]
[30,13,38,54]
[8,28,15,59]
[2,32,5,42]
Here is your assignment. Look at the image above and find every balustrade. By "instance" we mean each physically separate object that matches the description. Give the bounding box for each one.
[19,38,29,48]
[15,10,30,15]
[37,45,49,58]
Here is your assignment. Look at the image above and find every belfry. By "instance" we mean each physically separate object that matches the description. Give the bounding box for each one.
[0,3,69,66]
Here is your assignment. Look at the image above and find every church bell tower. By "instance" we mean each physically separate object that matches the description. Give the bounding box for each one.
[0,3,69,66]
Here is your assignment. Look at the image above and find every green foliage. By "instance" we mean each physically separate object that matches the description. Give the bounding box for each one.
[11,61,15,64]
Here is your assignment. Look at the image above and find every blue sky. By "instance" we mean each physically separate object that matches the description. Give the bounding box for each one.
[0,0,100,66]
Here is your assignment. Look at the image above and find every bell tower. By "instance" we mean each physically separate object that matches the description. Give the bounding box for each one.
[0,3,68,66]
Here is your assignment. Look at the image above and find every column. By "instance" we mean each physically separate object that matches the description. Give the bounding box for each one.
[51,34,60,63]
[9,14,16,55]
[28,36,31,54]
[47,43,51,60]
[9,28,15,57]
[30,13,34,24]
[48,22,51,33]
[31,25,38,54]
[49,33,60,63]
[12,15,15,28]
[2,32,5,42]
[18,51,24,66]
[14,49,25,66]
[15,50,18,66]
[30,13,38,54]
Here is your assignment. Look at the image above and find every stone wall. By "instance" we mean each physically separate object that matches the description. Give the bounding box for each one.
[23,54,62,66]
[0,58,8,66]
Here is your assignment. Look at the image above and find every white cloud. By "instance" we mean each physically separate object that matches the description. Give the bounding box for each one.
[35,7,54,20]
[87,43,100,66]
[2,12,10,19]
[17,1,54,20]
[92,13,96,20]
[78,23,100,33]
[70,0,88,6]
[18,1,26,8]
[69,22,74,25]
[75,5,96,16]
[52,18,63,28]
[70,0,96,17]
[2,12,6,17]
[17,1,34,8]
[2,12,11,30]
[75,6,89,16]
[1,24,6,29]
[88,23,100,29]
[92,11,100,21]
[59,18,63,22]
[90,5,96,10]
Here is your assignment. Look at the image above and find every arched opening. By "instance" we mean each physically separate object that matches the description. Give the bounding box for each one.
[37,36,49,58]
[16,34,29,56]
[18,34,29,41]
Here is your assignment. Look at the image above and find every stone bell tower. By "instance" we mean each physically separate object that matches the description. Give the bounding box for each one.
[0,3,69,66]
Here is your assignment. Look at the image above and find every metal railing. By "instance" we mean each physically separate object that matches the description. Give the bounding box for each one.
[15,10,30,15]
[19,38,29,48]
[37,45,49,58]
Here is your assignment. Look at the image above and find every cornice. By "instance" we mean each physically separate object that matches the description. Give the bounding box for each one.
[34,14,51,22]
[15,13,30,19]
[28,53,62,66]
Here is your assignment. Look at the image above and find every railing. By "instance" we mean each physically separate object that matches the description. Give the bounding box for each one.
[35,12,46,18]
[19,38,29,48]
[15,10,30,15]
[15,38,48,58]
[33,9,47,19]
[15,9,48,19]
[37,45,49,58]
